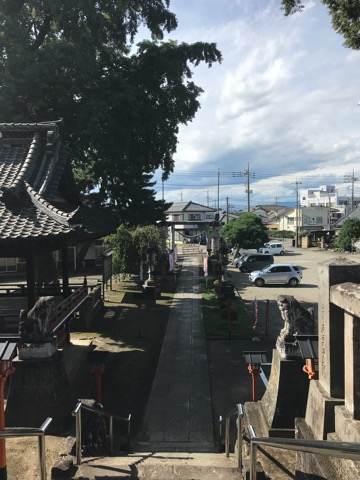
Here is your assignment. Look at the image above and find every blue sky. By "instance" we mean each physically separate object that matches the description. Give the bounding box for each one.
[149,1,360,210]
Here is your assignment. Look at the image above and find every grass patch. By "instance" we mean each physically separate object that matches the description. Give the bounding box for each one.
[202,285,253,338]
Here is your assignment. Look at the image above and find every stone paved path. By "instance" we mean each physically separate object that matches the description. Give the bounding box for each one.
[138,254,215,452]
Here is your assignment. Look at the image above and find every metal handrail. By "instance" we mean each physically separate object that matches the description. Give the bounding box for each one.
[220,403,244,469]
[0,417,52,480]
[72,400,131,466]
[247,424,360,480]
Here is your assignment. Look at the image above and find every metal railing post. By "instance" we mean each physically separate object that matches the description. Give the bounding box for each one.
[225,416,230,457]
[219,415,223,446]
[39,434,46,480]
[109,416,114,455]
[75,407,82,465]
[127,414,131,450]
[250,442,257,480]
[236,412,243,469]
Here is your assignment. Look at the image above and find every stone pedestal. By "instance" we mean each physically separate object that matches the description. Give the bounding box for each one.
[260,349,309,437]
[6,352,70,431]
[244,349,309,438]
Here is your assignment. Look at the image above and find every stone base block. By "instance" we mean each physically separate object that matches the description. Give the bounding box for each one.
[119,279,143,292]
[260,349,309,436]
[304,380,343,440]
[295,418,360,480]
[6,352,70,431]
[334,405,360,442]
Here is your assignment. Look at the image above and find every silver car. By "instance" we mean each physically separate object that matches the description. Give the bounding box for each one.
[249,264,302,287]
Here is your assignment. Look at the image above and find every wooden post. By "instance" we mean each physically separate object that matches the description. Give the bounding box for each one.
[61,247,70,297]
[0,372,6,480]
[0,362,14,480]
[26,253,36,309]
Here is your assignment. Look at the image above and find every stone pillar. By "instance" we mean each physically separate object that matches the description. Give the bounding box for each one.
[344,312,360,420]
[304,259,360,440]
[318,260,360,398]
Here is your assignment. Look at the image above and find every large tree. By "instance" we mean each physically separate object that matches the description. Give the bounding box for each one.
[335,218,360,251]
[282,1,360,49]
[221,213,269,249]
[0,1,221,223]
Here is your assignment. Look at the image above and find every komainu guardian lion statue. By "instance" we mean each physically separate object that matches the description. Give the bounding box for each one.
[276,295,315,359]
[19,296,61,343]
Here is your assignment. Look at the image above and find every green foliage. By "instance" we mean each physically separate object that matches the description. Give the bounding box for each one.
[0,1,221,224]
[335,218,360,251]
[268,229,294,239]
[132,225,167,258]
[106,225,138,276]
[281,0,360,50]
[106,224,167,275]
[201,288,252,338]
[221,213,269,249]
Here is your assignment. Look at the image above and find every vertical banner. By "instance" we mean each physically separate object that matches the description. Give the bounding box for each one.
[203,256,208,277]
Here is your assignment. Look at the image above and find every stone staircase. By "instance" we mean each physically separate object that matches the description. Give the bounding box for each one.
[72,452,241,479]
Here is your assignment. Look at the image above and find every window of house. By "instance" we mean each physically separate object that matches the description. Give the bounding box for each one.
[188,214,201,221]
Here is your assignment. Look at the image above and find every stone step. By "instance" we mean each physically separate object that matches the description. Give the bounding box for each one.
[73,452,240,479]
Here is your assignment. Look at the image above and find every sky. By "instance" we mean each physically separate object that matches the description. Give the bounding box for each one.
[150,0,360,211]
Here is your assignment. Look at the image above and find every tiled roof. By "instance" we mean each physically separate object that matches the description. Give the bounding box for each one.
[0,201,72,240]
[0,121,114,251]
[166,201,216,213]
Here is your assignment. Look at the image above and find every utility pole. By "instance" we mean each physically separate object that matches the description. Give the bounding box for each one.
[226,196,229,224]
[344,169,359,212]
[246,163,251,212]
[180,191,183,202]
[295,180,302,248]
[275,196,278,206]
[207,190,210,207]
[232,164,254,213]
[217,168,220,213]
[162,179,164,201]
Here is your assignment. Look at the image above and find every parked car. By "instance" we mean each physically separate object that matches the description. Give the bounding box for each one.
[233,249,258,267]
[259,242,285,255]
[237,253,274,273]
[249,264,302,287]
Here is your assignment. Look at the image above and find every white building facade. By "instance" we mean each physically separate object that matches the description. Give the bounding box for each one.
[300,184,360,215]
[279,206,331,232]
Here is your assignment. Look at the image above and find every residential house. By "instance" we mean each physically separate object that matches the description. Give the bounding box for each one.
[278,206,330,232]
[252,205,292,230]
[166,201,217,242]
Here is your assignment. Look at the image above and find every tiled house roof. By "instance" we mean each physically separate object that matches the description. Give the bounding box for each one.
[166,201,216,213]
[0,121,114,253]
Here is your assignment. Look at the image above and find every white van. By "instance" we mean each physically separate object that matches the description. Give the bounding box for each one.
[258,242,285,256]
